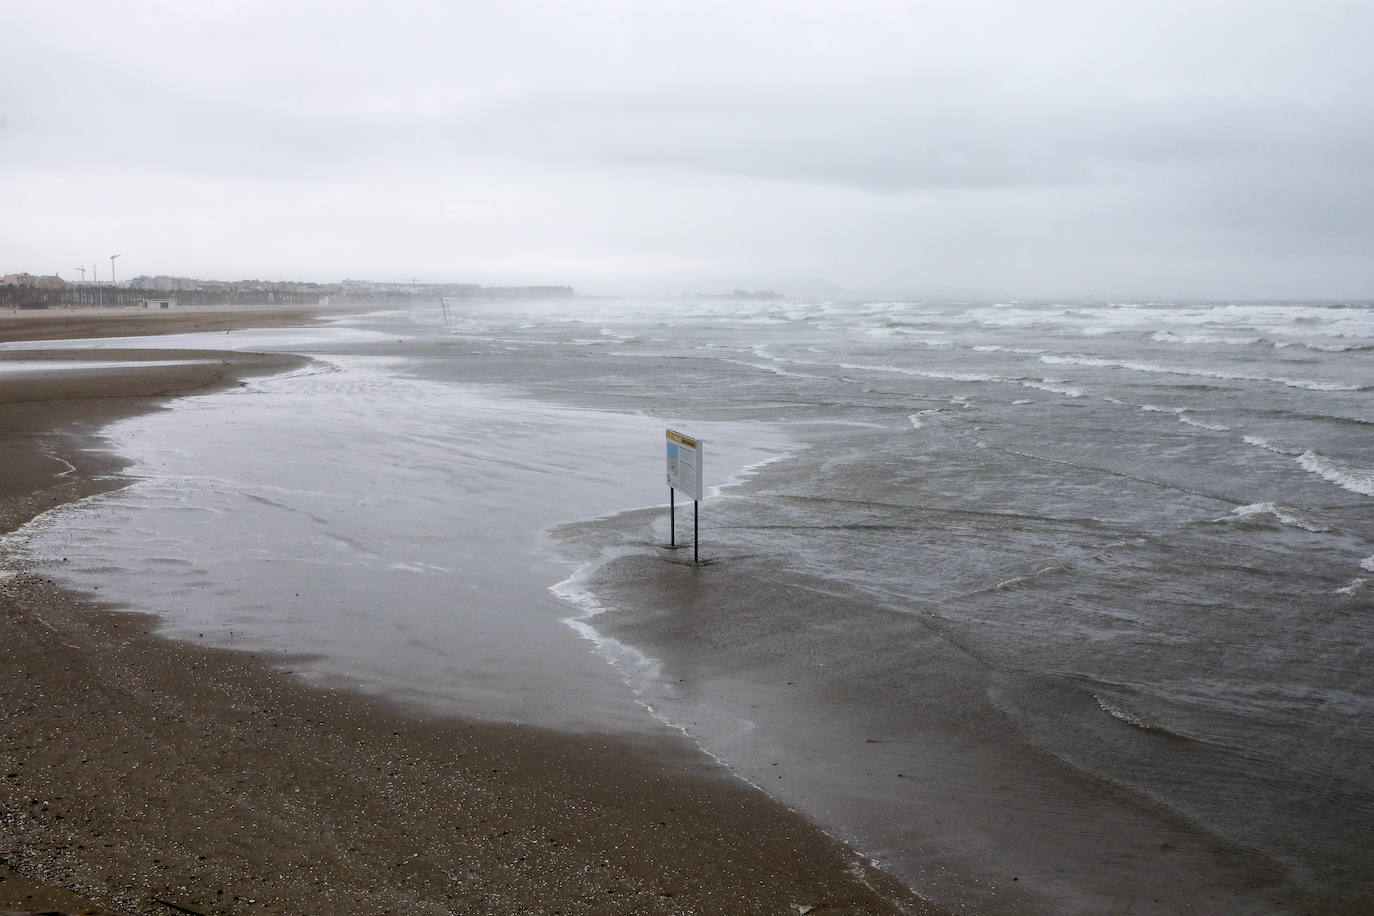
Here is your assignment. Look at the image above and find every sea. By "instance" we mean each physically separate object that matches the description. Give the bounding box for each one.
[4,298,1371,914]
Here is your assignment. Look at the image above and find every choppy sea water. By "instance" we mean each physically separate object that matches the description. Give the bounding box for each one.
[4,300,1372,913]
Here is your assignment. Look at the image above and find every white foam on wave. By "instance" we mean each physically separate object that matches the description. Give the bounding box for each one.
[1223,503,1330,533]
[835,361,1087,400]
[720,357,812,380]
[838,362,1000,384]
[1361,556,1374,573]
[1020,379,1082,397]
[548,548,755,769]
[707,450,793,499]
[942,302,1374,355]
[551,554,669,703]
[1297,451,1374,497]
[1335,578,1370,597]
[1138,403,1239,431]
[386,561,451,574]
[861,326,950,345]
[1244,436,1374,497]
[1039,354,1364,392]
[1178,415,1231,431]
[1152,331,1264,346]
[549,543,648,622]
[1277,340,1374,353]
[1283,378,1367,392]
[1243,435,1291,455]
[963,306,1069,328]
[972,344,1047,355]
[1094,694,1152,730]
[908,409,941,430]
[1100,302,1369,339]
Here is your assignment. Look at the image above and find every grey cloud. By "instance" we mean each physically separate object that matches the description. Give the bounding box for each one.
[434,86,1373,201]
[4,0,1373,297]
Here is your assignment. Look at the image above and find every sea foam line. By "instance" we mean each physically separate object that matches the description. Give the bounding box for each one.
[834,361,1083,397]
[708,450,793,499]
[909,409,940,430]
[1020,379,1082,397]
[1244,436,1374,498]
[1094,694,1152,730]
[1243,435,1290,455]
[1136,404,1235,431]
[548,549,758,780]
[1039,354,1364,392]
[1296,451,1374,497]
[1178,415,1232,431]
[1221,503,1330,533]
[549,544,661,666]
[1151,331,1263,346]
[1335,579,1369,597]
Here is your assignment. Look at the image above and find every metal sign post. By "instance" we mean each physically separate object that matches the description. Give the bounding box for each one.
[666,429,704,563]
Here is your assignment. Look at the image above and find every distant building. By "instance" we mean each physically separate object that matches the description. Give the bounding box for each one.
[2,272,67,289]
[129,275,210,291]
[142,297,177,309]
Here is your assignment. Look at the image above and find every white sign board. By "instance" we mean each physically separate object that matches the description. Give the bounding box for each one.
[666,429,704,501]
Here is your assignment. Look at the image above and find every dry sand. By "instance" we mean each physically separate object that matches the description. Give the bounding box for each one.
[0,307,937,915]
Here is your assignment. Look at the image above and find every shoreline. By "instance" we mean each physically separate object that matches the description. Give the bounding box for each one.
[0,303,356,345]
[0,307,936,914]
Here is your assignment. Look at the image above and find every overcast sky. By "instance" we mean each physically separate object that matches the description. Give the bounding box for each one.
[3,1,1371,298]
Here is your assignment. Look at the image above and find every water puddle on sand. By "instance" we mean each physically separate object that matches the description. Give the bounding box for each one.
[11,344,789,736]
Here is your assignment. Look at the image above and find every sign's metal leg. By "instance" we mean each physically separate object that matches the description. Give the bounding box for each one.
[694,499,699,564]
[670,488,675,546]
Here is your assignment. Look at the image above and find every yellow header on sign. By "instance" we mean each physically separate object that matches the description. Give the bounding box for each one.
[666,429,698,448]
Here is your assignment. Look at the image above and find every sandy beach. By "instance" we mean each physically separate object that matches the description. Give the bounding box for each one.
[0,307,934,915]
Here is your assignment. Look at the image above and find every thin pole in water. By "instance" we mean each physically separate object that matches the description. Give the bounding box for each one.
[670,488,675,546]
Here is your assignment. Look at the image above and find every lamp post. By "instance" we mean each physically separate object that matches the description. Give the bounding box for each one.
[110,254,121,304]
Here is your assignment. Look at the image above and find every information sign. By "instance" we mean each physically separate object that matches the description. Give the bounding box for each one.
[666,429,704,501]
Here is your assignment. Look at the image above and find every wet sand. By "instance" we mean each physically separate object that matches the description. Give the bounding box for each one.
[0,304,341,344]
[0,307,935,915]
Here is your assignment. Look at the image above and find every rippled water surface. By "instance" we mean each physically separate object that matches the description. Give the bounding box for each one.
[7,299,1372,913]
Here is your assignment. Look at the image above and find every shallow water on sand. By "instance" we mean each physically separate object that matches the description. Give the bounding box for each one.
[6,338,784,732]
[8,299,1373,913]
